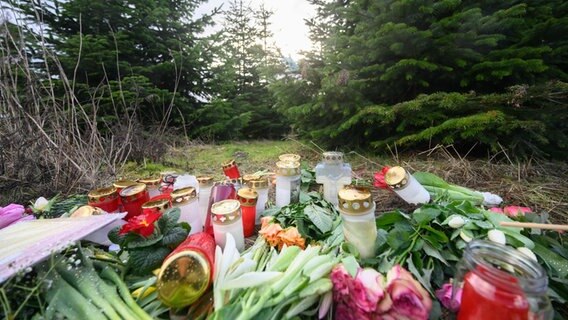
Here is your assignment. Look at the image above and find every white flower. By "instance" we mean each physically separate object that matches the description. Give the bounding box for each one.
[448,216,466,229]
[459,230,473,243]
[517,247,537,261]
[33,197,49,211]
[487,229,506,245]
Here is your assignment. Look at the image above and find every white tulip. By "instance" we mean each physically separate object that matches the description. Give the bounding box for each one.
[517,247,537,262]
[487,229,506,245]
[448,216,466,229]
[33,197,49,211]
[460,230,473,243]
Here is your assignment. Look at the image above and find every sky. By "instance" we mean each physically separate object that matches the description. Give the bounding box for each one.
[195,0,315,60]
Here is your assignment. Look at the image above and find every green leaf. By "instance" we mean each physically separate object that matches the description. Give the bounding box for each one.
[262,207,280,217]
[126,231,163,249]
[406,254,434,295]
[304,204,333,233]
[533,243,568,278]
[387,226,413,251]
[158,207,181,232]
[422,242,449,266]
[483,210,520,233]
[108,226,125,245]
[422,225,449,243]
[376,211,407,228]
[454,201,482,215]
[161,227,189,247]
[413,207,442,225]
[128,246,171,275]
[341,255,359,278]
[500,229,535,249]
[473,220,493,229]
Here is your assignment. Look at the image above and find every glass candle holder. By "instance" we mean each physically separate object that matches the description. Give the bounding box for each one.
[454,240,552,320]
[160,171,178,195]
[338,186,377,259]
[211,200,244,251]
[197,176,214,233]
[237,187,258,237]
[385,166,430,205]
[204,182,237,236]
[88,186,120,213]
[244,175,269,224]
[120,183,149,219]
[138,177,161,198]
[157,232,216,308]
[222,159,241,179]
[275,160,301,208]
[315,151,352,206]
[171,187,201,235]
[141,198,171,215]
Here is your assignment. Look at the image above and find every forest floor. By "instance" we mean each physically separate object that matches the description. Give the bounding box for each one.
[121,140,568,224]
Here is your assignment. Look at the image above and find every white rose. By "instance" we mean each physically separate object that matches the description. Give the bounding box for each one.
[33,197,49,211]
[487,229,506,245]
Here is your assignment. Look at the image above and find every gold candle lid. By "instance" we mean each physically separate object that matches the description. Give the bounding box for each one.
[243,174,269,189]
[222,159,238,169]
[385,166,409,189]
[322,151,344,164]
[211,200,241,225]
[171,187,197,205]
[276,161,300,176]
[138,177,161,187]
[338,186,374,215]
[157,251,211,308]
[88,186,118,203]
[279,154,301,162]
[237,187,258,207]
[197,176,214,187]
[113,180,137,189]
[70,205,104,217]
[142,198,171,213]
[120,183,147,201]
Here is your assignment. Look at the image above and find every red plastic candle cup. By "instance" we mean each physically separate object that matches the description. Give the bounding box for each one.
[120,183,150,220]
[88,186,120,213]
[455,240,552,320]
[157,232,216,308]
[222,159,241,179]
[237,187,258,237]
[205,182,236,236]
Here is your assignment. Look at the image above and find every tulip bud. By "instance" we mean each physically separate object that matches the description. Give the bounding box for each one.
[459,230,473,243]
[448,216,466,229]
[487,229,506,245]
[517,247,537,261]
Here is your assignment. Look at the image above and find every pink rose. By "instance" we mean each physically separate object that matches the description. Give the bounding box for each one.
[503,206,531,217]
[435,282,462,311]
[355,268,386,309]
[331,265,353,298]
[385,265,432,320]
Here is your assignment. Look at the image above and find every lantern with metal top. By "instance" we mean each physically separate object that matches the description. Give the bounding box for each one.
[204,182,237,237]
[211,199,244,251]
[385,166,430,205]
[244,175,269,224]
[70,205,105,218]
[88,186,120,213]
[275,160,301,208]
[278,154,301,162]
[197,176,214,231]
[171,187,201,235]
[138,177,161,198]
[237,187,258,237]
[222,159,241,180]
[315,151,352,206]
[120,183,150,219]
[157,232,216,308]
[338,186,377,259]
[141,198,171,214]
[113,180,137,195]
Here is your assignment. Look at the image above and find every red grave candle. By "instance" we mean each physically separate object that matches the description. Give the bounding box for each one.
[237,187,258,237]
[88,186,120,213]
[222,159,241,179]
[455,240,552,320]
[120,183,150,219]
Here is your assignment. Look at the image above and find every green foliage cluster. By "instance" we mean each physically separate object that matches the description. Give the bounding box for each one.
[271,0,568,158]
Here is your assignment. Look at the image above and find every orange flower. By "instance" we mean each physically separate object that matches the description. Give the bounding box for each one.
[259,222,283,247]
[278,227,306,250]
[260,216,274,229]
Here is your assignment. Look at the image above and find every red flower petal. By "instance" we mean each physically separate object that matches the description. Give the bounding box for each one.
[374,166,391,189]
